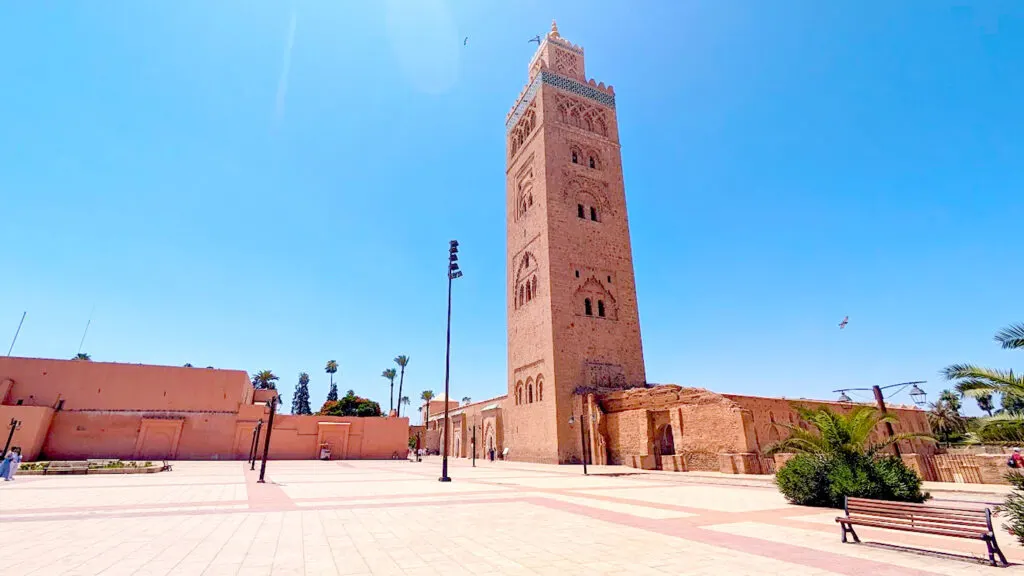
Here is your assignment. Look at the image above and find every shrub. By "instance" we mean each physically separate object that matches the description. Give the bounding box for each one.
[998,472,1024,543]
[775,453,928,508]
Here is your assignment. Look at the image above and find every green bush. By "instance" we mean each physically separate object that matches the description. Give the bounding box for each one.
[775,453,928,508]
[998,472,1024,544]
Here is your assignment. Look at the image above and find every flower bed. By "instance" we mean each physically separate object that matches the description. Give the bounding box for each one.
[16,460,164,475]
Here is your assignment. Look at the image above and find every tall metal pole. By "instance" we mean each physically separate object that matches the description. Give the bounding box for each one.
[250,419,263,470]
[2,419,19,456]
[248,419,262,466]
[579,417,588,475]
[872,385,901,457]
[7,312,26,357]
[472,424,476,467]
[440,271,453,483]
[258,398,277,483]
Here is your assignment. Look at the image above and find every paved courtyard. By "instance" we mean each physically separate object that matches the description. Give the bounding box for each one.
[1,458,1023,575]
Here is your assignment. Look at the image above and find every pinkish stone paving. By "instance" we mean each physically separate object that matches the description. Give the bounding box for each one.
[1,459,1022,575]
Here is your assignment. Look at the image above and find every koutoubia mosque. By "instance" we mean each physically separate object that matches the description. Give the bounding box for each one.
[0,22,933,475]
[421,22,934,473]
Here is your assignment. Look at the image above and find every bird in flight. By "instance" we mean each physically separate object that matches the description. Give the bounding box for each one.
[839,316,849,330]
[528,35,541,45]
[464,36,468,46]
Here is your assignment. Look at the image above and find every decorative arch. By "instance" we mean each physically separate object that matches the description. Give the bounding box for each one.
[514,251,540,310]
[526,377,534,404]
[586,149,601,170]
[515,381,524,405]
[575,277,617,320]
[536,375,544,402]
[508,104,538,158]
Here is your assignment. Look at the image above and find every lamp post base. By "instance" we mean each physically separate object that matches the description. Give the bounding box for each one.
[438,476,451,482]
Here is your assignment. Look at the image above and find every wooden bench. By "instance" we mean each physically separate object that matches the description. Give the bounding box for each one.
[836,496,1007,566]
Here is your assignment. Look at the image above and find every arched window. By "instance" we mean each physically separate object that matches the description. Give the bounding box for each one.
[519,286,525,306]
[537,378,543,401]
[584,298,593,316]
[598,300,605,317]
[571,151,578,164]
[528,384,534,403]
[590,207,598,221]
[526,282,532,301]
[524,254,529,266]
[589,156,595,169]
[527,194,533,207]
[577,204,585,219]
[515,382,523,405]
[531,276,538,297]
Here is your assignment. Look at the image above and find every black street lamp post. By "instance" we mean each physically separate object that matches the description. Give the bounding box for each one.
[833,381,928,458]
[248,418,263,468]
[472,423,477,468]
[258,396,279,483]
[2,418,21,456]
[440,240,463,483]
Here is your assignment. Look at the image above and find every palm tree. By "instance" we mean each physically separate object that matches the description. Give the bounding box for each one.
[421,390,435,426]
[382,368,397,413]
[400,396,410,413]
[766,405,933,457]
[946,322,1023,404]
[325,360,339,402]
[293,372,312,415]
[394,355,410,417]
[977,392,995,416]
[927,401,967,442]
[183,363,193,367]
[251,370,279,390]
[72,353,91,361]
[462,396,471,405]
[938,389,962,413]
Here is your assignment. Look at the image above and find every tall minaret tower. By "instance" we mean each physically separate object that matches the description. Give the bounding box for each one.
[504,22,646,464]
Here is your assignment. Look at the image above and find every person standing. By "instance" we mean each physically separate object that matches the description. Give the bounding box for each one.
[1,447,21,481]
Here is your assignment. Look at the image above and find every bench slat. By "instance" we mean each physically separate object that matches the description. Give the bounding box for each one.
[849,503,987,522]
[848,514,989,533]
[847,497,989,515]
[838,517,988,540]
[847,504,988,525]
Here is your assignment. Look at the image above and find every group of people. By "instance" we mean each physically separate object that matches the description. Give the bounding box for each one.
[0,447,22,481]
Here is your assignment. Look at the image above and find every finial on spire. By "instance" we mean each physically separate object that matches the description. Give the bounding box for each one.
[550,20,560,37]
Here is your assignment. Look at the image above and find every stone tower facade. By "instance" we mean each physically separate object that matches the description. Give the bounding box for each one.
[504,22,646,464]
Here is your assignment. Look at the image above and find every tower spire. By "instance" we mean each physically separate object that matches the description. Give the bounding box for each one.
[550,19,560,38]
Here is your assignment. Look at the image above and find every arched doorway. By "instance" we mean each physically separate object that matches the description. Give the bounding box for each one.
[657,424,675,456]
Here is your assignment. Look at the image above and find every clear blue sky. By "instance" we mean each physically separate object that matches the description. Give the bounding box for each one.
[1,1,1021,420]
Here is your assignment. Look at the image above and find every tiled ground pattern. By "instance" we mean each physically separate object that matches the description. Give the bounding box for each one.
[1,458,1022,575]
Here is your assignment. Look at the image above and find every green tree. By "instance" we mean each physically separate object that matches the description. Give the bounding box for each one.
[73,353,91,361]
[400,396,410,412]
[292,372,312,415]
[394,355,410,417]
[938,389,962,413]
[319,390,381,417]
[251,370,279,390]
[325,360,339,402]
[462,396,471,405]
[382,368,397,414]
[976,392,995,416]
[766,405,933,458]
[420,390,434,426]
[927,401,967,442]
[946,323,1024,423]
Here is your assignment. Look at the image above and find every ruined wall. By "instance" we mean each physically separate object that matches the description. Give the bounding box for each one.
[595,385,750,470]
[723,394,936,456]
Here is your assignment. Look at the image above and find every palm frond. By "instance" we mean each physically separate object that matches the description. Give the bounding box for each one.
[866,432,936,456]
[946,364,1024,397]
[995,323,1024,350]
